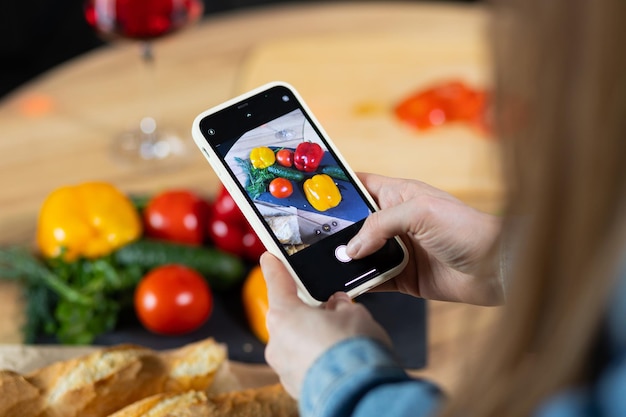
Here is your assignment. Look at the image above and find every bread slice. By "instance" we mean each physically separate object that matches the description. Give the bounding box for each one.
[108,390,210,417]
[0,370,42,417]
[0,338,226,417]
[107,384,298,417]
[162,338,228,392]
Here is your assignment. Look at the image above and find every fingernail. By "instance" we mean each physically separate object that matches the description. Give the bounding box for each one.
[259,251,271,265]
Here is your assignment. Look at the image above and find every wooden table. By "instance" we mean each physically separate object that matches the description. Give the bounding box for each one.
[0,2,502,394]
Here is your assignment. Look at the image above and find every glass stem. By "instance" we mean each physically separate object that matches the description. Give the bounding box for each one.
[139,41,158,147]
[141,41,155,64]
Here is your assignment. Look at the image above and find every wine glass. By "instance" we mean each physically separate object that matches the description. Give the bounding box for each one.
[84,0,204,168]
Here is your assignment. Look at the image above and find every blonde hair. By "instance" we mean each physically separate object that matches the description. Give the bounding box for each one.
[444,0,626,416]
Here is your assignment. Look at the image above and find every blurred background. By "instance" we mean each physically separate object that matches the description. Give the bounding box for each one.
[0,0,498,392]
[0,0,480,99]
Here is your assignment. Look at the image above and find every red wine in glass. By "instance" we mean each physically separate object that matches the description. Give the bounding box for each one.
[83,0,204,167]
[84,0,203,41]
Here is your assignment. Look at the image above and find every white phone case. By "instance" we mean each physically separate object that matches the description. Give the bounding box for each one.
[192,81,407,305]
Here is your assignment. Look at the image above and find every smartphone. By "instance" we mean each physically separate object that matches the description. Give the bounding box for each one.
[192,81,408,305]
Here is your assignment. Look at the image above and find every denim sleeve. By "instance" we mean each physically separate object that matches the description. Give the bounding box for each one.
[299,337,443,417]
[533,354,626,417]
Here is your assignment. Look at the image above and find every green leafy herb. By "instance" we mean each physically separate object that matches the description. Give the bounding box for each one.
[0,247,143,344]
[128,193,152,215]
[235,157,277,199]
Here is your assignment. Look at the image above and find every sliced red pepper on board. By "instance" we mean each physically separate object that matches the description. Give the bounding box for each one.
[294,142,324,172]
[394,80,491,134]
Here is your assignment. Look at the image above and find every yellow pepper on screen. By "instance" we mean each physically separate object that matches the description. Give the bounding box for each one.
[303,174,342,212]
[249,146,276,169]
[37,182,142,261]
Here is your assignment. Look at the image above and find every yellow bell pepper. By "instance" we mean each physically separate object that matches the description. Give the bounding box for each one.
[303,174,342,212]
[37,182,142,261]
[249,146,276,169]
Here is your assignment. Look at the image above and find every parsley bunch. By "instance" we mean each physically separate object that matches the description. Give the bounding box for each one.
[0,247,142,344]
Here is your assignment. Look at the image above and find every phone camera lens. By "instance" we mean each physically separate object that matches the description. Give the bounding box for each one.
[207,128,216,135]
[282,95,290,102]
[246,113,252,118]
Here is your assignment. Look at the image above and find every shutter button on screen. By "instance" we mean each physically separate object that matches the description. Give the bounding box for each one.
[334,245,352,263]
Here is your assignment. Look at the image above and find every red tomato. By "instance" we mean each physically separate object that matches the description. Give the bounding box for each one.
[134,265,213,335]
[143,190,208,245]
[268,178,293,198]
[275,149,294,167]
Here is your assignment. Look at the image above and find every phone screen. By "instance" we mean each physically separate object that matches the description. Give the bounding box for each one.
[197,84,406,302]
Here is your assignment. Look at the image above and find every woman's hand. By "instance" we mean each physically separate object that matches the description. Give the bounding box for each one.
[261,174,502,397]
[261,252,391,398]
[347,173,503,305]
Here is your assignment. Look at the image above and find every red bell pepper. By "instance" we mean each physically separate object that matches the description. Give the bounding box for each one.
[207,187,265,262]
[294,142,324,172]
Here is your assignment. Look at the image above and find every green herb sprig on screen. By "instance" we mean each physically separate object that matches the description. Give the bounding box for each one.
[235,157,276,199]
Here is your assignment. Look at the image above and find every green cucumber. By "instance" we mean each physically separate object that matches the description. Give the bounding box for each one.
[321,165,350,182]
[267,164,305,182]
[113,239,246,290]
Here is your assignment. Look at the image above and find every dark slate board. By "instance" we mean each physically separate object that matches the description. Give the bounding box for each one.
[36,288,427,370]
[255,149,371,223]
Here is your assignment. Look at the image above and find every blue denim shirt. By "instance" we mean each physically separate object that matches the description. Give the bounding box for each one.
[300,267,626,417]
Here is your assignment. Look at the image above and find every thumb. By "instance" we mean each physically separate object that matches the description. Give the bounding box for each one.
[346,205,405,258]
[260,252,301,307]
[324,291,353,311]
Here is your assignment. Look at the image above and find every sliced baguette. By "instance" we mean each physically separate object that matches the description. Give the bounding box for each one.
[161,338,227,392]
[0,338,226,417]
[107,384,298,417]
[0,370,42,417]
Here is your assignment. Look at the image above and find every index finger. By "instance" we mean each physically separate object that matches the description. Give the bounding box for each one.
[260,252,301,308]
[355,172,387,205]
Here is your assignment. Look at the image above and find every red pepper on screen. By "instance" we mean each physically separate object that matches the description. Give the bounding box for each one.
[294,142,324,172]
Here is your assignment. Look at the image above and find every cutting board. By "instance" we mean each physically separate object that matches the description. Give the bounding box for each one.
[237,26,503,203]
